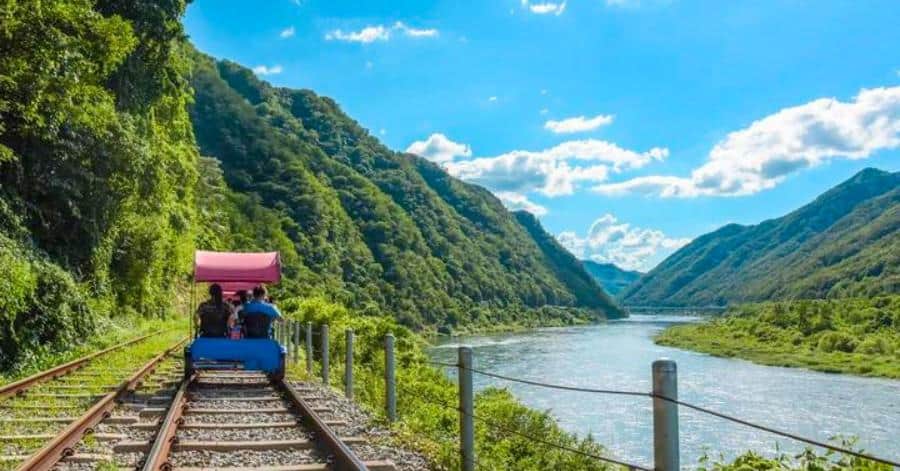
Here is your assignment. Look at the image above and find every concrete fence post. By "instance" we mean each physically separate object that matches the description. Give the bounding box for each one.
[384,334,396,422]
[321,324,330,385]
[652,359,679,471]
[345,329,354,399]
[459,346,474,471]
[292,321,300,364]
[305,322,313,376]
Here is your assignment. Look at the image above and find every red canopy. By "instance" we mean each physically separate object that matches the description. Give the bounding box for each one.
[194,251,281,284]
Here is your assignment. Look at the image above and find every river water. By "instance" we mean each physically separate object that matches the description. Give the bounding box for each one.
[428,315,900,467]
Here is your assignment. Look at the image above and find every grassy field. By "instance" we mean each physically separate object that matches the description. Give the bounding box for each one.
[655,296,900,379]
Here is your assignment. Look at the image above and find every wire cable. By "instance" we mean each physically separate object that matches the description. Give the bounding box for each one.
[414,388,651,471]
[652,394,900,468]
[465,364,650,398]
[428,362,900,467]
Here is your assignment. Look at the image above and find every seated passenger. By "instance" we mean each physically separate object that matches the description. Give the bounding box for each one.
[241,285,282,339]
[196,284,235,338]
[234,290,250,324]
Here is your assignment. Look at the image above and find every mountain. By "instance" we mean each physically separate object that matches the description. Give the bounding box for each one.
[0,1,620,369]
[582,261,643,297]
[187,52,624,328]
[622,168,900,306]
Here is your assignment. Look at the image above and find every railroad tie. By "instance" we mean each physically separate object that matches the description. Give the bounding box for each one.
[0,432,129,442]
[0,417,75,423]
[106,415,140,424]
[184,407,293,414]
[0,403,81,409]
[61,453,116,463]
[171,462,396,471]
[27,392,106,399]
[187,395,282,402]
[40,384,116,391]
[179,420,348,429]
[115,437,368,453]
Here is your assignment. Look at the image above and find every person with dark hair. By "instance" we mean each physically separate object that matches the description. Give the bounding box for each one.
[196,283,235,338]
[240,284,282,339]
[234,290,250,323]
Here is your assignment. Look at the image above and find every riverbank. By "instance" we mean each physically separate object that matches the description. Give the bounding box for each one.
[422,305,605,339]
[430,317,900,468]
[654,297,900,379]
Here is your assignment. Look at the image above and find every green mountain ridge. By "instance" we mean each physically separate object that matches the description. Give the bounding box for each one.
[188,53,623,328]
[581,260,643,297]
[622,168,900,306]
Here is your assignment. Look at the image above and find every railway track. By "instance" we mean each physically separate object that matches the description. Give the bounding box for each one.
[0,337,186,470]
[0,332,163,403]
[137,370,395,470]
[4,335,399,470]
[11,367,397,470]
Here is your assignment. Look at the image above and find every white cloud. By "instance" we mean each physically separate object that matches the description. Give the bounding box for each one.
[405,133,472,163]
[252,64,283,76]
[325,22,438,43]
[540,108,550,115]
[495,192,548,216]
[557,214,691,271]
[279,26,295,38]
[326,26,390,43]
[594,86,900,198]
[521,0,568,15]
[444,139,668,196]
[488,96,498,102]
[545,114,615,134]
[393,21,439,38]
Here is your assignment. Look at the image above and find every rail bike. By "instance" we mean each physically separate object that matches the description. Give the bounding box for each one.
[184,250,286,380]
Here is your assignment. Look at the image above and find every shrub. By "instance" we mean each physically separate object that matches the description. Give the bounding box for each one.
[817,331,858,353]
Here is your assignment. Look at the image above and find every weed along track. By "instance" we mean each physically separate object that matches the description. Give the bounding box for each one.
[138,370,395,471]
[0,333,184,470]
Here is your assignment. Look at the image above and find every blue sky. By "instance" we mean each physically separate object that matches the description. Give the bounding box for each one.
[185,0,900,271]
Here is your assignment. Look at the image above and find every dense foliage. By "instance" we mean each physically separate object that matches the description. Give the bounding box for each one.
[656,296,900,378]
[187,53,623,330]
[282,296,618,470]
[581,260,643,297]
[623,168,900,306]
[0,0,197,369]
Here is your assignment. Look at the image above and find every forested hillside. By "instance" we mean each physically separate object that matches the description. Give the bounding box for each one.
[0,0,199,368]
[582,261,643,297]
[0,1,619,369]
[623,168,900,306]
[188,53,623,329]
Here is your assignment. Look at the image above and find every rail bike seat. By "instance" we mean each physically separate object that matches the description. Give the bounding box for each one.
[185,337,285,379]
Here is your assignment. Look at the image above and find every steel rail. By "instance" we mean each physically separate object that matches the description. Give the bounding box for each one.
[0,331,163,401]
[141,373,193,471]
[15,338,187,471]
[278,379,370,471]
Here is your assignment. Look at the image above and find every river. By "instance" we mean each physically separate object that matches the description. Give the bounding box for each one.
[428,315,900,467]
